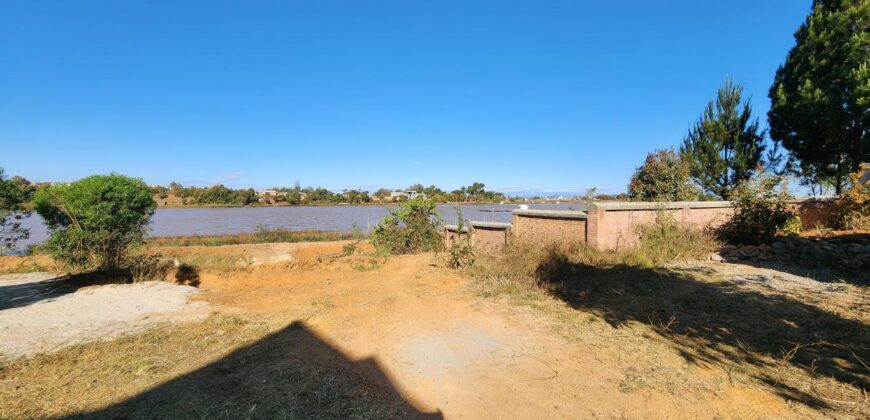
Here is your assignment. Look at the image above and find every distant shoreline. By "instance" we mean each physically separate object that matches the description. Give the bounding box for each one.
[154,200,583,209]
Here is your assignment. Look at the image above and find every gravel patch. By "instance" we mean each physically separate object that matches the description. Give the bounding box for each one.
[0,273,210,359]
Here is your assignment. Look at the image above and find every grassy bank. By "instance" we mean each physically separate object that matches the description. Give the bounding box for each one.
[147,228,364,247]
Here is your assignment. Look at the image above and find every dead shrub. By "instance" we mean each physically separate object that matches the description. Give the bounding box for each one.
[634,210,718,265]
[831,164,870,230]
[124,253,170,283]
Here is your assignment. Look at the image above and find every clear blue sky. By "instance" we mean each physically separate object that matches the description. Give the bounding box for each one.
[1,1,812,195]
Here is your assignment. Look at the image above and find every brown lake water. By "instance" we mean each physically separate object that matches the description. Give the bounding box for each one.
[15,203,584,248]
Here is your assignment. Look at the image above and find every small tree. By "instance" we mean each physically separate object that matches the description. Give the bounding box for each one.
[716,175,797,245]
[0,168,31,249]
[680,80,771,198]
[628,149,701,201]
[33,174,156,271]
[371,197,442,254]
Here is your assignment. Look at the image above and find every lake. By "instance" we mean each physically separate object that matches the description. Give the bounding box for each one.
[14,203,584,247]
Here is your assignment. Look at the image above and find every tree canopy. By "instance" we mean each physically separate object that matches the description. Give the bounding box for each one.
[768,0,870,194]
[0,168,32,249]
[33,174,156,270]
[628,149,701,201]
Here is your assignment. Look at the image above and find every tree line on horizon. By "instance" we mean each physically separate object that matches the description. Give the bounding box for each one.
[628,0,867,202]
[146,181,508,206]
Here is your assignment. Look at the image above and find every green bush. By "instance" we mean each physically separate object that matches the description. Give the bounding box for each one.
[371,198,442,255]
[716,175,796,245]
[33,174,156,271]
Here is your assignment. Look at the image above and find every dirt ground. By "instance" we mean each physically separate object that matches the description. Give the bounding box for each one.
[1,241,867,419]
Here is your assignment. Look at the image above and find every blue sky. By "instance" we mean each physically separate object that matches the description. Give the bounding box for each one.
[1,1,811,195]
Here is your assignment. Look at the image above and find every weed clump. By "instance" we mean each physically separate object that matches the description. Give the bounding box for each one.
[444,208,475,268]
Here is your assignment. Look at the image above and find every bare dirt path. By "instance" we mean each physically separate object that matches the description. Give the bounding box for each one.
[195,244,801,419]
[3,241,863,418]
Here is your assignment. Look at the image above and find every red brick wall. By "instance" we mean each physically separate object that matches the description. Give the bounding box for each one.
[787,200,836,229]
[512,214,586,244]
[585,199,835,250]
[473,227,510,249]
[586,204,733,250]
[443,229,469,247]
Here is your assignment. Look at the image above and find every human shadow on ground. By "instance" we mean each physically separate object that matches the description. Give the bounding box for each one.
[69,321,442,419]
[0,271,126,311]
[534,253,869,409]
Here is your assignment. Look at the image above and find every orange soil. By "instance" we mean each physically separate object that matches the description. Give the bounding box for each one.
[189,242,796,419]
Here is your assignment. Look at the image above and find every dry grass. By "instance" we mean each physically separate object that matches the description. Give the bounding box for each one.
[0,314,427,419]
[465,234,869,417]
[148,228,362,247]
[0,254,56,275]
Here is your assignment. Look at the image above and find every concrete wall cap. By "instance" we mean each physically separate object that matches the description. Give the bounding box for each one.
[469,221,512,229]
[512,209,587,219]
[587,201,733,211]
[443,224,469,232]
[786,197,837,203]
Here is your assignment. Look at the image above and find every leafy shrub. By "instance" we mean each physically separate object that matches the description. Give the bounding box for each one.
[634,210,718,265]
[33,174,156,271]
[831,165,870,230]
[371,198,443,255]
[716,175,796,245]
[782,214,803,235]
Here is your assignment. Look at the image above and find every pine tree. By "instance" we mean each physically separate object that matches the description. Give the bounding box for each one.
[769,0,870,194]
[680,80,769,199]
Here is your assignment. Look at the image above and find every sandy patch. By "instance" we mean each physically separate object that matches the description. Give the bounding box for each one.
[0,274,210,359]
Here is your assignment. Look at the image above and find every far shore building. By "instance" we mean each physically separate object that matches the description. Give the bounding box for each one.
[257,189,286,204]
[390,190,425,201]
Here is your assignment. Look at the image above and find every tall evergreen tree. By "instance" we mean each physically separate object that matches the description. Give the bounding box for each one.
[680,80,769,199]
[769,0,869,194]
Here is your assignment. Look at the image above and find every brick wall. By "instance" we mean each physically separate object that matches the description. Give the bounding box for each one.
[585,198,836,250]
[445,199,836,251]
[443,225,469,247]
[786,199,836,229]
[469,222,511,249]
[585,202,733,250]
[512,209,587,244]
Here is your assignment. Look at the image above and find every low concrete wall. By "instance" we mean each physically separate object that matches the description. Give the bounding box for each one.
[512,209,587,244]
